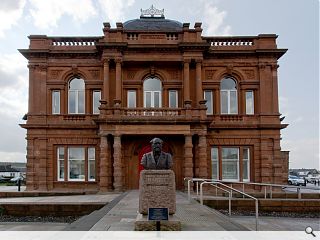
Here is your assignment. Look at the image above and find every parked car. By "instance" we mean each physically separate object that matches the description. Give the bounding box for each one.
[9,176,25,185]
[288,175,305,186]
[0,176,11,183]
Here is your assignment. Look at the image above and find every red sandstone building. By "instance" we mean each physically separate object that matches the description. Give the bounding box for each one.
[19,7,288,192]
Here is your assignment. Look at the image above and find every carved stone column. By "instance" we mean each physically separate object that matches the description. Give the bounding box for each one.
[198,135,208,178]
[113,134,122,191]
[196,60,203,105]
[115,58,122,106]
[103,59,110,102]
[183,59,191,106]
[99,136,111,191]
[184,134,193,189]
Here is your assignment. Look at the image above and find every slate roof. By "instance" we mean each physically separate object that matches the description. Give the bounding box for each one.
[123,16,183,31]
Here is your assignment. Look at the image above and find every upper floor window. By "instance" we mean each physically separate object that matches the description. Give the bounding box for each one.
[143,77,162,108]
[68,78,85,114]
[93,90,101,114]
[220,77,238,114]
[245,91,254,115]
[204,90,213,115]
[169,90,178,108]
[127,90,137,108]
[52,90,60,114]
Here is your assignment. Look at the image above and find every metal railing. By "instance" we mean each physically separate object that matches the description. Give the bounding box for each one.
[185,178,319,200]
[199,181,259,231]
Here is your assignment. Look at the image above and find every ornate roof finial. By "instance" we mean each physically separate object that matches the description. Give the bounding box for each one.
[140,5,164,18]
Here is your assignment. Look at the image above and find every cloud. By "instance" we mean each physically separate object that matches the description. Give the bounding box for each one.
[0,53,28,118]
[28,0,97,29]
[201,0,231,36]
[282,138,319,169]
[98,0,135,25]
[0,0,26,38]
[0,53,28,163]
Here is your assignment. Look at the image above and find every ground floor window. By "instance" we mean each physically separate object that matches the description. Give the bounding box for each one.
[57,146,96,182]
[211,146,250,182]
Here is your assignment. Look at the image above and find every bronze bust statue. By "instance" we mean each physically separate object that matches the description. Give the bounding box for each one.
[141,138,173,170]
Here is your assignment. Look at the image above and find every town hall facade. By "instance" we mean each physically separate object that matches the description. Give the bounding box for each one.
[19,7,288,192]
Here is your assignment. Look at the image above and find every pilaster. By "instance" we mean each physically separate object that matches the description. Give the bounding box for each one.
[113,134,122,191]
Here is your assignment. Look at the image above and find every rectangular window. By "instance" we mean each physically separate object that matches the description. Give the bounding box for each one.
[211,148,219,180]
[222,148,239,181]
[52,91,60,114]
[93,90,101,114]
[245,91,254,115]
[57,147,64,181]
[127,90,136,108]
[88,147,96,181]
[68,148,85,181]
[204,91,213,115]
[169,90,178,108]
[243,148,250,181]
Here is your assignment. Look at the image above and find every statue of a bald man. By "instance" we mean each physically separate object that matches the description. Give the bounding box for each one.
[141,138,173,170]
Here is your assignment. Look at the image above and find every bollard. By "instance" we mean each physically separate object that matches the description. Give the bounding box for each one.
[18,178,21,192]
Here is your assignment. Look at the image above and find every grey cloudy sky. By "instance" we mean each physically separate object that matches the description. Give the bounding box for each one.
[0,0,318,169]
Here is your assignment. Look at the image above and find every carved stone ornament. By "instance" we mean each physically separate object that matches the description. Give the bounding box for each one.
[89,70,100,79]
[50,70,63,79]
[141,5,164,18]
[244,69,255,79]
[205,70,216,80]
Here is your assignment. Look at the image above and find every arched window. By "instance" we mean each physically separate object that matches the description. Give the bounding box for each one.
[68,77,85,114]
[143,77,162,108]
[220,77,238,114]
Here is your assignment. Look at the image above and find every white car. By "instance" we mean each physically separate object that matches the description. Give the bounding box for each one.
[288,175,305,186]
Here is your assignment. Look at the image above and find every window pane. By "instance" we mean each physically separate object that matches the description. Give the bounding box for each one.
[69,91,76,114]
[145,92,151,107]
[211,148,218,180]
[58,147,64,181]
[69,148,85,160]
[88,147,95,160]
[78,91,85,113]
[69,160,85,180]
[221,91,228,114]
[222,161,238,180]
[144,78,162,91]
[169,90,177,108]
[93,91,101,114]
[230,91,238,114]
[222,147,239,180]
[222,148,238,160]
[52,91,60,114]
[154,92,160,108]
[68,148,85,181]
[243,148,250,181]
[246,91,254,115]
[221,78,237,90]
[89,160,95,180]
[88,147,95,181]
[204,91,213,115]
[70,78,85,90]
[127,90,136,108]
[243,160,249,180]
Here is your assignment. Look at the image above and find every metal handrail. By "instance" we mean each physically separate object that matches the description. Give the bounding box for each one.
[200,182,232,215]
[184,177,319,200]
[200,181,259,231]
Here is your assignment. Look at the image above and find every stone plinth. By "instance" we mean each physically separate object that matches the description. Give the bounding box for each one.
[139,170,176,215]
[134,214,181,231]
